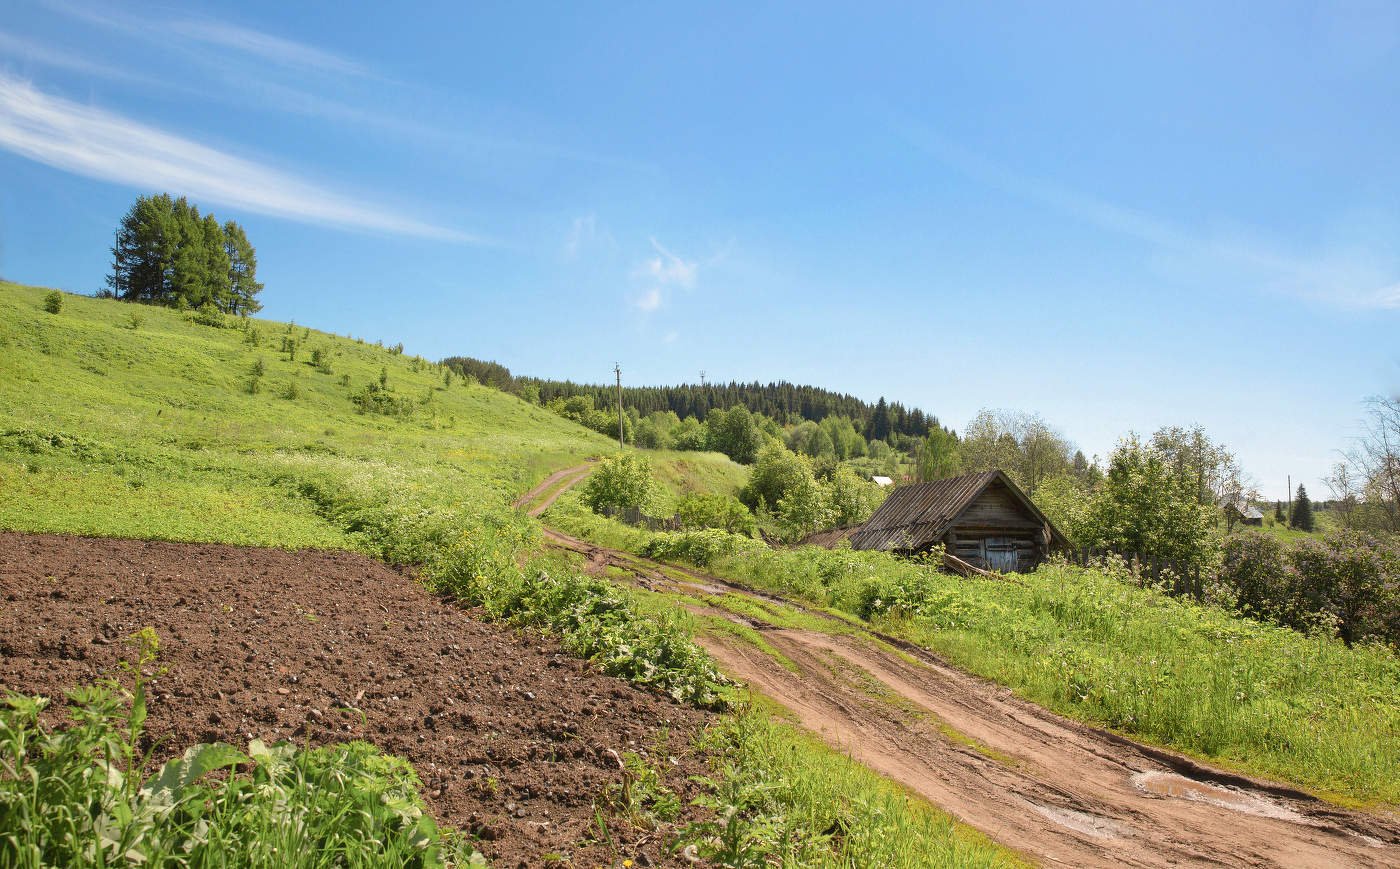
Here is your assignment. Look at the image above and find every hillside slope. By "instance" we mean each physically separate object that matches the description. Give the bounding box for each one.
[1,282,624,548]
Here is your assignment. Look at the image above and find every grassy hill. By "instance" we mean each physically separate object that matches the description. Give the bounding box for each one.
[0,281,744,552]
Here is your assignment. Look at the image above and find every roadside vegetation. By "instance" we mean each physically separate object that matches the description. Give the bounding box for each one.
[677,708,1021,868]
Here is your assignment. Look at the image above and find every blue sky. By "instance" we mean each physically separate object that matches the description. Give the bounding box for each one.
[3,1,1397,499]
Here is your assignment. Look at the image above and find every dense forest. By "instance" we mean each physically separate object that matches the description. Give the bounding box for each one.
[440,356,940,440]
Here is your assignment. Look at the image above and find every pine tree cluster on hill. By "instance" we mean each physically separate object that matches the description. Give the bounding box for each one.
[439,355,939,439]
[105,194,263,314]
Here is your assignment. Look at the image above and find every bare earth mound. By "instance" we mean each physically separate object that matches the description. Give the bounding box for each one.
[0,531,713,868]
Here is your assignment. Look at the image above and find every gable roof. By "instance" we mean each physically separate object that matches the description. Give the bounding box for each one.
[1225,499,1264,520]
[847,470,1067,552]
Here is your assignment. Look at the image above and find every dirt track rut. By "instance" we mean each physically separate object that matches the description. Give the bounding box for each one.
[515,469,1400,868]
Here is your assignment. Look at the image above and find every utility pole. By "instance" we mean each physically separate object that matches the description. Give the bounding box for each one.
[614,363,623,449]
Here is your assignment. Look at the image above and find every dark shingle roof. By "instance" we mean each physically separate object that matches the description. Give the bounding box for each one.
[847,470,1066,552]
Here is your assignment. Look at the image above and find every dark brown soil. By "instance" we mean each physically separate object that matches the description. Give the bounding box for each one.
[0,531,716,868]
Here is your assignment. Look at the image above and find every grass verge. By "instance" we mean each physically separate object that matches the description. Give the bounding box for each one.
[677,706,1025,868]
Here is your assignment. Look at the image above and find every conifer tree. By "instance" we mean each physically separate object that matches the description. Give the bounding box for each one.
[223,220,264,314]
[1290,483,1315,532]
[1275,500,1285,522]
[107,193,262,314]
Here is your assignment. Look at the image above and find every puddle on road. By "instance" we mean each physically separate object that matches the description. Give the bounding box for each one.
[1022,799,1129,840]
[1132,772,1306,822]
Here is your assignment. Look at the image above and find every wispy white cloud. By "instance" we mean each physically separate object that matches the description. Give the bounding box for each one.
[1363,283,1400,310]
[636,288,662,311]
[44,0,373,79]
[663,330,679,343]
[0,30,160,85]
[164,18,372,78]
[565,215,612,259]
[898,120,1400,311]
[638,238,698,288]
[0,74,484,243]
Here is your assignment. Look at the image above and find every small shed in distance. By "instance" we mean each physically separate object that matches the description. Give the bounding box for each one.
[847,470,1068,573]
[1224,500,1264,527]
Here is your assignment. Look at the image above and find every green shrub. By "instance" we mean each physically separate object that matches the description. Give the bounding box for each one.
[1219,529,1400,646]
[643,528,765,567]
[581,452,658,512]
[279,381,301,401]
[126,310,145,330]
[193,302,226,328]
[676,492,756,535]
[42,291,62,314]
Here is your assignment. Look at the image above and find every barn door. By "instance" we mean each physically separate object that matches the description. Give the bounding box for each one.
[984,537,1020,573]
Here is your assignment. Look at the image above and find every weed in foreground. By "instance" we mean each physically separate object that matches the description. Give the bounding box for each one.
[0,630,482,868]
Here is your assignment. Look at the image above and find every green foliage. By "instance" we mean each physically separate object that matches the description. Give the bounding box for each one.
[916,426,960,481]
[678,707,1017,868]
[644,528,766,567]
[706,405,762,464]
[581,452,658,512]
[0,636,465,868]
[826,465,885,527]
[42,291,63,314]
[676,492,757,535]
[740,445,882,540]
[1221,530,1400,646]
[740,443,811,513]
[107,194,262,315]
[1076,436,1216,566]
[428,521,728,707]
[1290,483,1315,532]
[0,280,611,550]
[192,301,226,328]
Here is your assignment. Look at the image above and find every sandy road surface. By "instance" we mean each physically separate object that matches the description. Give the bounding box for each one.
[517,469,1400,868]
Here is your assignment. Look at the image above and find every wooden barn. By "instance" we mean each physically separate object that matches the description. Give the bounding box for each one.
[1224,500,1264,527]
[847,470,1068,572]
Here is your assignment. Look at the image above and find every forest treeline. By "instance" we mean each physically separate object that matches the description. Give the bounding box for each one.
[439,356,939,441]
[104,193,263,315]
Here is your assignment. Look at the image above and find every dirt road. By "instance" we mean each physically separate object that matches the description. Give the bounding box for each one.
[518,471,1400,868]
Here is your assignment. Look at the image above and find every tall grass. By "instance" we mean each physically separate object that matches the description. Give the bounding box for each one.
[678,707,1023,868]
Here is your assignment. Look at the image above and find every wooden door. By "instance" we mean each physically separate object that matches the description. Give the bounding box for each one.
[984,537,1020,572]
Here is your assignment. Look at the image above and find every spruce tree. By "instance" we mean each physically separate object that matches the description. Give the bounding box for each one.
[223,220,264,314]
[1290,483,1315,532]
[1274,500,1285,522]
